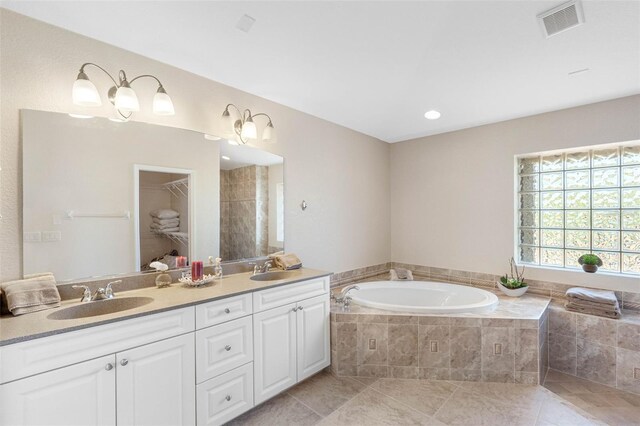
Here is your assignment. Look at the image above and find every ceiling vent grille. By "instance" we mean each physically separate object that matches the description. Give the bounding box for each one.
[538,0,584,38]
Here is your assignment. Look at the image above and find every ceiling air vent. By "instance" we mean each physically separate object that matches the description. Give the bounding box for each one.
[538,0,584,38]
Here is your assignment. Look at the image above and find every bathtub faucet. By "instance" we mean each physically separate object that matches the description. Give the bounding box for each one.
[331,285,360,308]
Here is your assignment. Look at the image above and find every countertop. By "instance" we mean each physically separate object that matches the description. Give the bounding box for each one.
[0,268,331,346]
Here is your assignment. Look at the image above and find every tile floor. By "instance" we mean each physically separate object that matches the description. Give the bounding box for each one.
[228,369,640,425]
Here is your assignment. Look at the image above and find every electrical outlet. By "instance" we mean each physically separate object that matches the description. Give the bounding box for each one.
[368,339,377,350]
[42,231,61,242]
[430,341,439,353]
[24,232,41,242]
[494,343,503,355]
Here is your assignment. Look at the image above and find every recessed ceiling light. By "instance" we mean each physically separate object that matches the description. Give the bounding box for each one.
[222,156,231,161]
[204,134,222,140]
[424,110,441,120]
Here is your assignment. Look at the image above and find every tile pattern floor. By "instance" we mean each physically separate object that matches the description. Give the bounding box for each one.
[227,368,640,425]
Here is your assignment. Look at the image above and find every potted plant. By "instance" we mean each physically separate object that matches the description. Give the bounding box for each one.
[578,254,603,273]
[497,257,528,297]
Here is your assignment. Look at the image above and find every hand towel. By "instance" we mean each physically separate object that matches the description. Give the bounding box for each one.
[273,253,302,270]
[565,301,621,319]
[152,218,180,226]
[565,298,621,312]
[566,287,619,306]
[0,274,60,316]
[149,209,179,219]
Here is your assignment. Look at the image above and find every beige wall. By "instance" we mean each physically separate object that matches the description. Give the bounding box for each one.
[0,10,391,281]
[390,95,640,293]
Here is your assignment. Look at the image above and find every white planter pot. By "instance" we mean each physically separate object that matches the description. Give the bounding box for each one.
[496,281,529,297]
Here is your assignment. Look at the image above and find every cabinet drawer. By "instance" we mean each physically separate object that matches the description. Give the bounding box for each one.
[0,307,195,384]
[197,362,254,426]
[196,293,252,330]
[196,316,253,383]
[253,277,330,312]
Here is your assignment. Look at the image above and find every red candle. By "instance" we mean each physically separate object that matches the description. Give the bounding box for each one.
[176,256,187,268]
[191,261,203,281]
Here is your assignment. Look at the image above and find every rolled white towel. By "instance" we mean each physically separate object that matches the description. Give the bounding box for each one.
[150,209,179,219]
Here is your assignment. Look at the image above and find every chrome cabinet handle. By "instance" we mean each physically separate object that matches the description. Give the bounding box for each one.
[225,395,232,402]
[225,345,232,351]
[298,306,304,310]
[224,308,231,314]
[292,307,298,312]
[120,359,129,366]
[105,363,114,371]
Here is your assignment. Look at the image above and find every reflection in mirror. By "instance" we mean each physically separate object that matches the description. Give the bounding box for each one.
[219,143,284,260]
[21,110,284,283]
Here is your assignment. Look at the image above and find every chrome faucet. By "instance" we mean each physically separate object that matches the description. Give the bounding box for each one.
[253,260,273,275]
[72,280,121,302]
[331,285,360,307]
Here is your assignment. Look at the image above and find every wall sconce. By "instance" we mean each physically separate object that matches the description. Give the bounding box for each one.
[221,104,276,144]
[72,63,174,120]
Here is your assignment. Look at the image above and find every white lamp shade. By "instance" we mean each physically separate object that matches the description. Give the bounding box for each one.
[241,120,257,140]
[221,111,236,138]
[114,86,140,112]
[72,78,102,107]
[152,91,175,115]
[262,124,277,143]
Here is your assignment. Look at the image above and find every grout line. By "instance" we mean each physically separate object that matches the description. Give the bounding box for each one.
[286,391,326,419]
[367,385,439,421]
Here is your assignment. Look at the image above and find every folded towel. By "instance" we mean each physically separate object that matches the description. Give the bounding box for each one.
[153,227,180,233]
[273,253,302,270]
[390,268,413,281]
[565,298,621,312]
[566,287,618,306]
[150,209,179,219]
[0,274,60,316]
[565,301,621,319]
[268,251,285,258]
[152,218,180,226]
[151,222,180,230]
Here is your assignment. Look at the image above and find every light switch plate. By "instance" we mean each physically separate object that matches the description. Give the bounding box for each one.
[24,232,41,242]
[42,231,61,242]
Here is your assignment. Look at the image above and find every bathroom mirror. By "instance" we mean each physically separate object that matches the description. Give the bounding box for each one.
[22,110,284,282]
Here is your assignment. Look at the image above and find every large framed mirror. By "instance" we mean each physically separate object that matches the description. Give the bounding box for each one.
[22,110,284,282]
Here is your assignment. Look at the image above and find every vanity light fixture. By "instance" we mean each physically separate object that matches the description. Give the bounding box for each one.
[221,104,276,144]
[72,63,175,120]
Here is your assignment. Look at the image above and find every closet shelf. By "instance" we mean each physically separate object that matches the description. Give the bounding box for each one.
[152,230,188,246]
[162,178,188,198]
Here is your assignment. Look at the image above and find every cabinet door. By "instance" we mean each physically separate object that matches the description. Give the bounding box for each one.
[253,303,297,404]
[296,294,331,380]
[0,355,116,426]
[116,333,195,426]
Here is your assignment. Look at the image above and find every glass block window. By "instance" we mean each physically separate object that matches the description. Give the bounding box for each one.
[517,144,640,275]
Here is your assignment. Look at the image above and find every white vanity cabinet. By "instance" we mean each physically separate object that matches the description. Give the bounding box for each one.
[253,277,330,404]
[0,307,195,426]
[0,355,117,426]
[0,274,331,426]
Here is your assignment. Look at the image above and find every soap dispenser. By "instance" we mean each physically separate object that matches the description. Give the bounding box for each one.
[150,261,172,288]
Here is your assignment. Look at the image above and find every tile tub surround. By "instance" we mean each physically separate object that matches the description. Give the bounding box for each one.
[229,369,605,425]
[332,262,640,311]
[330,295,550,384]
[548,303,640,395]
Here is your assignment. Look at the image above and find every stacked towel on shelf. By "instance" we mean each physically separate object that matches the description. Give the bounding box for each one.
[270,253,303,270]
[0,273,61,316]
[150,210,180,233]
[565,287,621,319]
